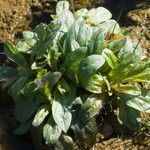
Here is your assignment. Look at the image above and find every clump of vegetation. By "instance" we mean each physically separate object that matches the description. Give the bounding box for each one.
[0,1,150,149]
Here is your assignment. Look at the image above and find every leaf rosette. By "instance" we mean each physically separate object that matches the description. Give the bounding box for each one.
[0,1,150,149]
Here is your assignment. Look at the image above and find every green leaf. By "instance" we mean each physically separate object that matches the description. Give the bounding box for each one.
[75,8,88,18]
[32,23,61,55]
[23,31,37,47]
[123,68,150,83]
[70,40,80,51]
[56,84,76,108]
[72,118,97,147]
[43,117,62,144]
[54,135,74,150]
[16,41,31,53]
[31,60,47,70]
[56,1,69,16]
[83,74,105,93]
[23,31,35,40]
[47,72,62,88]
[20,82,37,96]
[118,40,142,61]
[102,48,118,69]
[86,7,112,25]
[11,76,28,102]
[65,47,87,83]
[5,42,27,66]
[87,29,104,55]
[112,84,141,96]
[16,31,36,53]
[32,104,50,127]
[0,66,17,82]
[14,120,32,135]
[122,27,132,36]
[118,95,140,130]
[57,78,70,94]
[64,17,85,51]
[36,69,47,78]
[33,23,49,41]
[76,21,88,47]
[99,20,121,34]
[109,40,142,81]
[14,97,39,123]
[52,100,72,133]
[34,71,62,89]
[79,94,103,124]
[78,55,105,83]
[57,10,74,29]
[109,38,127,53]
[126,89,150,113]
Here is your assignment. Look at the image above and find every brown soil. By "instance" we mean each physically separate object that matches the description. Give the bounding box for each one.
[0,0,57,43]
[125,8,150,57]
[0,0,31,43]
[93,136,150,150]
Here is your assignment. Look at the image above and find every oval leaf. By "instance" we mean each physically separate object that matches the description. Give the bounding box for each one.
[78,55,105,83]
[79,94,103,124]
[32,104,50,127]
[65,47,87,83]
[99,20,121,34]
[102,48,118,69]
[43,118,62,144]
[126,90,150,113]
[86,7,112,25]
[52,101,72,133]
[83,74,105,93]
[87,29,104,55]
[56,1,69,16]
[14,97,39,123]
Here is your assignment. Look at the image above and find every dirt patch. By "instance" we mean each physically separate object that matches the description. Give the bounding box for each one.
[0,0,58,43]
[93,136,150,150]
[0,0,31,43]
[125,8,150,57]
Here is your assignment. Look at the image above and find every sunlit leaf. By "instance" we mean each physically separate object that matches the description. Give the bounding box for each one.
[52,100,72,133]
[56,1,69,16]
[5,42,27,66]
[65,47,87,83]
[83,74,105,93]
[112,84,141,96]
[32,104,50,127]
[126,89,150,113]
[99,20,121,34]
[102,48,118,69]
[87,29,104,55]
[78,55,105,83]
[35,71,62,89]
[75,8,88,18]
[109,38,127,53]
[79,94,103,124]
[86,7,112,25]
[124,68,150,83]
[43,117,62,144]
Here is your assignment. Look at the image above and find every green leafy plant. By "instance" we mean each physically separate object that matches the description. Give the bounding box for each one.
[0,1,150,149]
